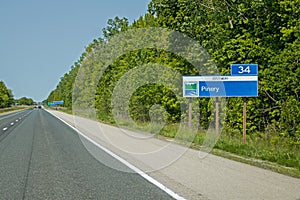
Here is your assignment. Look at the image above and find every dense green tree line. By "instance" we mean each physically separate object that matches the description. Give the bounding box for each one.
[0,81,14,108]
[48,0,300,143]
[0,81,35,108]
[16,97,35,106]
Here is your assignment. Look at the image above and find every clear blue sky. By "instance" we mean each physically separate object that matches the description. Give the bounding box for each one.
[0,0,150,102]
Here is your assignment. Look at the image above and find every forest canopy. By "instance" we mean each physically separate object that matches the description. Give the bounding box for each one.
[47,0,300,141]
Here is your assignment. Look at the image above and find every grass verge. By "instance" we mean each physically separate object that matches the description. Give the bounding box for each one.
[113,119,300,178]
[0,106,29,115]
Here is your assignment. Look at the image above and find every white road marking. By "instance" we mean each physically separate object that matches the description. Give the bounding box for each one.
[0,110,28,121]
[47,110,185,200]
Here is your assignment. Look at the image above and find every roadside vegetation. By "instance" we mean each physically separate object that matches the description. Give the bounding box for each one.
[0,80,36,114]
[0,106,27,114]
[0,81,14,109]
[47,0,300,176]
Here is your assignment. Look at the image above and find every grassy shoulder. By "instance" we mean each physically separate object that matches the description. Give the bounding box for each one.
[0,106,29,115]
[213,133,300,178]
[112,119,300,178]
[50,107,300,178]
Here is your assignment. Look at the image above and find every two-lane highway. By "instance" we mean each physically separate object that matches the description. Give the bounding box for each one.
[0,109,33,141]
[0,109,174,199]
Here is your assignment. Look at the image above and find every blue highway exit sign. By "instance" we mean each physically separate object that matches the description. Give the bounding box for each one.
[183,76,258,97]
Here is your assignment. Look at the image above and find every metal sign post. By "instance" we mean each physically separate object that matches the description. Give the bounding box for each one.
[215,97,219,136]
[188,98,192,129]
[231,64,258,143]
[243,97,247,143]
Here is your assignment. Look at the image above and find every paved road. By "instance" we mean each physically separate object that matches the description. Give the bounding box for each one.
[0,109,174,199]
[0,109,32,139]
[50,110,300,200]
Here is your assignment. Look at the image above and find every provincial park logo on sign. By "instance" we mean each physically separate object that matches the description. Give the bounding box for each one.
[183,81,198,97]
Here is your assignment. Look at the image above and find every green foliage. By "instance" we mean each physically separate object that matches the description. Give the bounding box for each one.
[47,0,300,169]
[47,61,80,109]
[16,97,35,106]
[144,0,300,139]
[0,81,14,108]
[216,131,300,171]
[102,17,129,39]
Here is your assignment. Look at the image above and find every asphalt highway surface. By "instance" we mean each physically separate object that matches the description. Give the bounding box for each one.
[0,109,174,199]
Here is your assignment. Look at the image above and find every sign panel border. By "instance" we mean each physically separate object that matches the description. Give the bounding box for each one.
[183,76,258,97]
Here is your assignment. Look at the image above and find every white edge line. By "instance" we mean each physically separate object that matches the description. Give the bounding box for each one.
[45,109,185,200]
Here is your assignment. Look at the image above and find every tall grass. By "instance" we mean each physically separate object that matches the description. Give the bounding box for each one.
[0,106,28,114]
[113,118,300,173]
